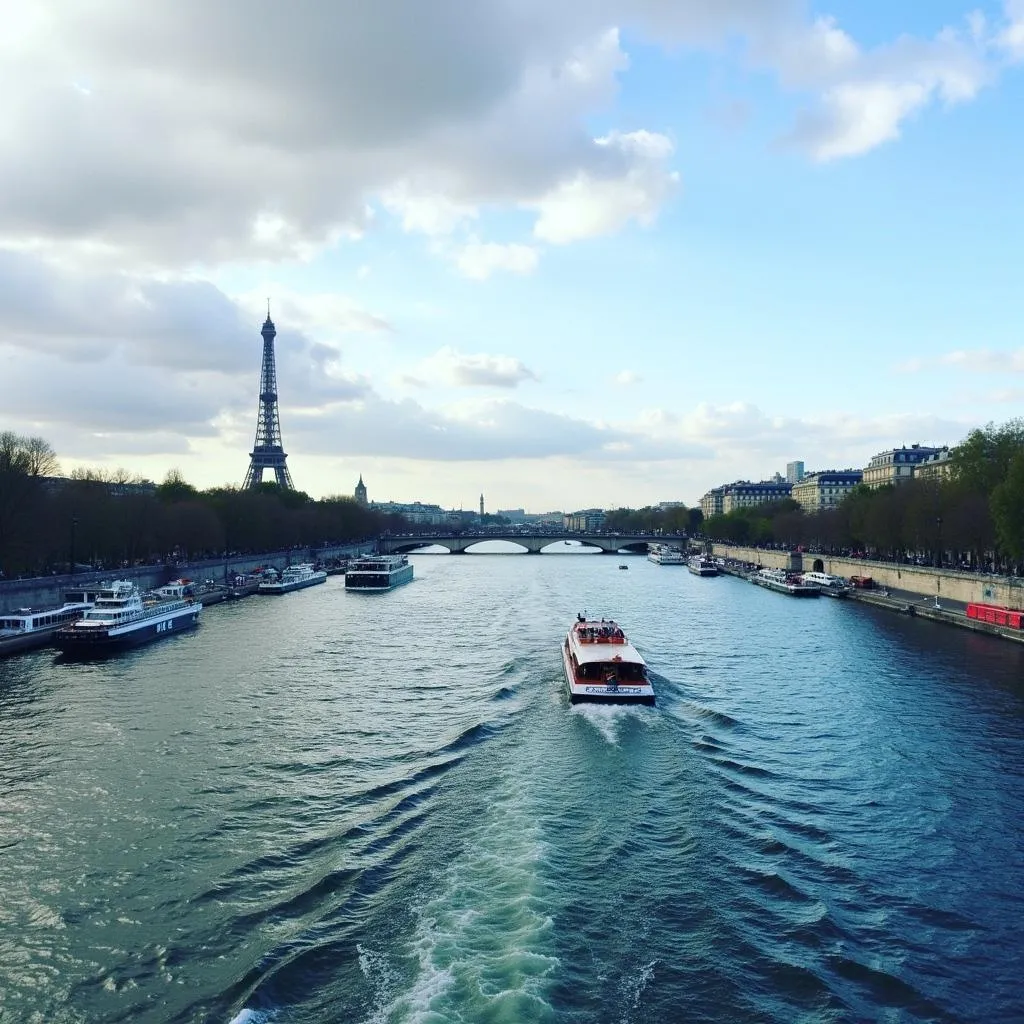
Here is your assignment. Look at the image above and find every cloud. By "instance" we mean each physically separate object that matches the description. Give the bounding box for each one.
[613,370,643,385]
[289,394,640,461]
[0,5,673,266]
[894,348,1024,375]
[0,0,1010,277]
[939,348,1024,372]
[998,0,1024,60]
[626,402,965,469]
[454,241,540,279]
[403,347,540,389]
[532,130,678,242]
[781,24,991,161]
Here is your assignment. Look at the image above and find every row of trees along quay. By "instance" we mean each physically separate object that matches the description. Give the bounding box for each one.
[0,432,411,578]
[700,420,1024,574]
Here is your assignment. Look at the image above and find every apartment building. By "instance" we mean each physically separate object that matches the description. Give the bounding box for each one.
[791,470,863,512]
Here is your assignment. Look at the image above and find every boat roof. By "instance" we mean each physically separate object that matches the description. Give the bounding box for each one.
[569,620,646,665]
[572,641,645,666]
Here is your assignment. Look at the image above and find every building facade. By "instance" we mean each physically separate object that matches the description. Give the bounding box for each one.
[371,500,447,524]
[913,448,953,482]
[564,509,606,531]
[862,444,944,489]
[786,461,805,484]
[791,470,863,513]
[700,487,725,519]
[719,481,792,515]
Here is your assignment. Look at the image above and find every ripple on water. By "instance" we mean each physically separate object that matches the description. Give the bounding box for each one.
[1,556,1022,1024]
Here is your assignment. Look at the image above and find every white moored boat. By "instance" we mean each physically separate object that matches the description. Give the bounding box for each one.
[562,615,655,706]
[800,571,850,597]
[0,599,94,658]
[750,567,820,597]
[647,543,686,565]
[258,564,328,594]
[687,555,719,577]
[54,580,201,656]
[344,554,413,591]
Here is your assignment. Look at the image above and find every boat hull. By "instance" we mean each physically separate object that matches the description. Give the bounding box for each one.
[562,637,655,706]
[55,605,201,657]
[344,565,414,591]
[750,575,819,597]
[0,624,64,658]
[258,573,328,594]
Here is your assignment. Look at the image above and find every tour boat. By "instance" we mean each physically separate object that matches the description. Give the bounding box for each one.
[687,555,719,577]
[0,599,94,658]
[800,571,850,597]
[54,580,201,655]
[750,567,820,597]
[562,615,655,705]
[647,543,686,565]
[344,553,414,591]
[257,563,328,594]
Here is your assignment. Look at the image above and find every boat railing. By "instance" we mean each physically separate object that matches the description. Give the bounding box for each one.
[574,628,626,643]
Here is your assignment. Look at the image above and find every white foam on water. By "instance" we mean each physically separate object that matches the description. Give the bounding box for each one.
[620,958,658,1018]
[362,775,559,1023]
[572,703,653,745]
[227,1008,276,1024]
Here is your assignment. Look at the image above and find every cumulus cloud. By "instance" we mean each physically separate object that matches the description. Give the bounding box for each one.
[454,241,540,280]
[402,347,539,389]
[779,19,991,160]
[289,394,646,462]
[998,0,1024,59]
[532,130,679,243]
[2,0,999,275]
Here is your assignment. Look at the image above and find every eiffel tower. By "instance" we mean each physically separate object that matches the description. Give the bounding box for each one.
[243,305,295,490]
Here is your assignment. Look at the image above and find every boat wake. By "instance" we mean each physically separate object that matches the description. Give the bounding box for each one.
[570,702,656,745]
[355,771,558,1024]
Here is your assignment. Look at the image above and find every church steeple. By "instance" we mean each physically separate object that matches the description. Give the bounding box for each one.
[355,474,368,506]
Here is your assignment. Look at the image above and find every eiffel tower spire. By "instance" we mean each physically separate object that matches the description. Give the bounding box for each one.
[243,306,295,490]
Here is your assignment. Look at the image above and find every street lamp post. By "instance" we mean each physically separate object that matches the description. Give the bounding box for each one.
[936,516,943,569]
[69,515,78,575]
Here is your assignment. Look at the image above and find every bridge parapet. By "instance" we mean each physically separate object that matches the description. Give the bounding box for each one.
[380,532,684,555]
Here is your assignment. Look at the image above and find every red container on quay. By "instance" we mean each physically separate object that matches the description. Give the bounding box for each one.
[966,603,1023,629]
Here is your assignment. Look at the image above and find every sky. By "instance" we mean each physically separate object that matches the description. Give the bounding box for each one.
[2,1,1023,512]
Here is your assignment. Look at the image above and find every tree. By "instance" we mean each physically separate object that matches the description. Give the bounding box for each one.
[157,468,199,504]
[951,420,1024,494]
[22,436,60,477]
[991,451,1024,563]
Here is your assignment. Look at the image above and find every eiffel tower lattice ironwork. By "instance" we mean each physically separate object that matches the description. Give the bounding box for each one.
[243,307,295,490]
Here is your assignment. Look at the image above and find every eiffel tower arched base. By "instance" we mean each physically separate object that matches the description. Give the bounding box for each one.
[244,446,294,490]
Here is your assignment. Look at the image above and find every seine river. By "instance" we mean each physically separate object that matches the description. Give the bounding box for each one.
[1,548,1022,1023]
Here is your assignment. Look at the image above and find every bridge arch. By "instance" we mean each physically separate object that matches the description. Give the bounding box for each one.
[379,531,687,556]
[812,558,825,572]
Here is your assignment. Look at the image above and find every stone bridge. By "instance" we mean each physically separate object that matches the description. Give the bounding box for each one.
[379,532,684,555]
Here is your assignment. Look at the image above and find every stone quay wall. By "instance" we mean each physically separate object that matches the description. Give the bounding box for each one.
[710,545,1024,610]
[0,542,372,613]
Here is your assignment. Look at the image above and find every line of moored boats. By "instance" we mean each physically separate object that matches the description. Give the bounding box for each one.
[0,553,414,660]
[646,543,851,596]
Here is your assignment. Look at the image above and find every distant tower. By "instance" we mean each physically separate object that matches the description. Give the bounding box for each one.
[243,305,294,490]
[355,475,367,506]
[480,493,484,517]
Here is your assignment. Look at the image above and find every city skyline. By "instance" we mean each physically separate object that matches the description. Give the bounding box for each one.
[1,2,1022,510]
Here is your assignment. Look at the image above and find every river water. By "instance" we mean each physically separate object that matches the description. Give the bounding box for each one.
[1,550,1022,1023]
